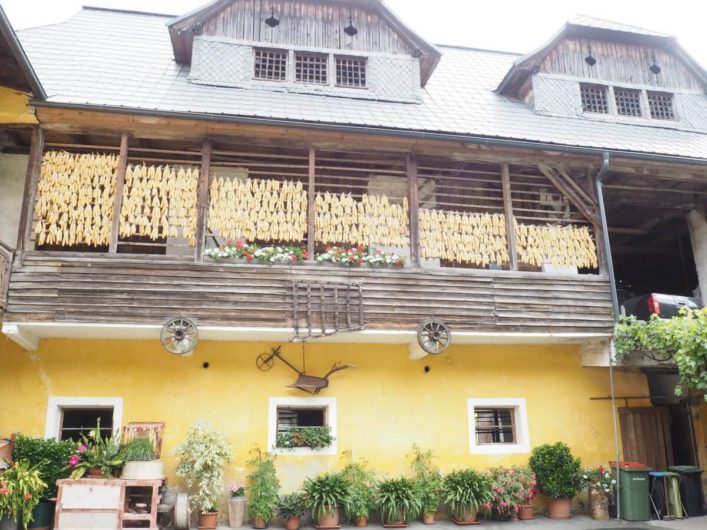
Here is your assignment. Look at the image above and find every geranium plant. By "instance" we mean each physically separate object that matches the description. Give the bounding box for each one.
[482,466,536,518]
[583,466,616,494]
[205,240,258,261]
[0,461,47,528]
[315,245,405,267]
[67,421,124,479]
[275,427,334,450]
[255,245,307,264]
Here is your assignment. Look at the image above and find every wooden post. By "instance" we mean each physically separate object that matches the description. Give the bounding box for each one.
[16,127,45,263]
[307,148,316,261]
[108,133,129,254]
[407,154,420,268]
[195,139,212,262]
[501,163,519,271]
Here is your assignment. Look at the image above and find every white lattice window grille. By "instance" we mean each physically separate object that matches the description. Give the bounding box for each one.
[254,48,287,81]
[336,56,367,88]
[295,53,328,84]
[580,84,609,114]
[615,88,643,117]
[647,91,675,120]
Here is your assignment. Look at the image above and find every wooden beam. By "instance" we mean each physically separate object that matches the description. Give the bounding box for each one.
[307,148,316,261]
[407,154,420,268]
[556,166,596,206]
[108,133,129,253]
[16,127,45,262]
[501,163,518,271]
[195,139,212,262]
[538,164,599,225]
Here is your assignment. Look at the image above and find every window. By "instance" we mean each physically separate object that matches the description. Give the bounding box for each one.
[45,397,123,441]
[295,53,328,84]
[614,88,643,117]
[467,398,530,454]
[648,91,675,120]
[336,56,367,88]
[580,84,608,114]
[268,397,337,455]
[254,49,287,81]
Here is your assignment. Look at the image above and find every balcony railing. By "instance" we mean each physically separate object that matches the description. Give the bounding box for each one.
[0,241,13,313]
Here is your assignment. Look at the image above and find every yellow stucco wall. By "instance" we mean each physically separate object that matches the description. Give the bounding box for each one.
[0,335,650,495]
[0,85,37,124]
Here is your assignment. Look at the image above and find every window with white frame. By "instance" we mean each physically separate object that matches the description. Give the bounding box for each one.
[268,397,337,455]
[45,397,123,441]
[467,398,529,454]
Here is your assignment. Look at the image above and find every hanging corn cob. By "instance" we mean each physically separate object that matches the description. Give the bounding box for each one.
[514,220,598,268]
[315,192,409,247]
[207,177,307,242]
[419,209,509,266]
[119,163,199,245]
[33,150,119,247]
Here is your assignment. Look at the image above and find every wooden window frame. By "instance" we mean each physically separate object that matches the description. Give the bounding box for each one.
[647,91,676,120]
[614,87,643,117]
[580,84,609,114]
[467,398,530,454]
[254,48,288,81]
[294,52,328,85]
[268,396,337,456]
[335,56,367,88]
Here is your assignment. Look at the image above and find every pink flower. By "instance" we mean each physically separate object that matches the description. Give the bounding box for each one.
[69,455,79,466]
[79,444,87,454]
[0,488,8,496]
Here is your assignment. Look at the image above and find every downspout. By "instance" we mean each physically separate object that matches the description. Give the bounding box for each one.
[594,152,622,521]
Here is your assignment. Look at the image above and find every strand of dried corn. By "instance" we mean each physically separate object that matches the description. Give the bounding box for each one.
[419,210,508,266]
[515,221,598,268]
[119,164,199,244]
[315,192,409,247]
[33,151,118,247]
[207,177,307,242]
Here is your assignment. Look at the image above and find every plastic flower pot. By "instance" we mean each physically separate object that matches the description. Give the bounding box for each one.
[28,501,56,530]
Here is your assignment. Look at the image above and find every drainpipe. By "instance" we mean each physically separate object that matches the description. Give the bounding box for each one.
[594,152,622,521]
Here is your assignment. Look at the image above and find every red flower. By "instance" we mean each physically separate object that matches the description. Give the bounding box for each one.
[24,493,33,501]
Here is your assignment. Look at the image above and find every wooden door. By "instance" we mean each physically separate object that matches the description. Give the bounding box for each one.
[619,407,674,470]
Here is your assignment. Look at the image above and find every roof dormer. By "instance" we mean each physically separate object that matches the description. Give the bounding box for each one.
[168,0,440,103]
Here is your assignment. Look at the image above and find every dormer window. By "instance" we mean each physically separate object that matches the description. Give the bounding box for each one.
[295,52,328,84]
[647,91,675,120]
[614,88,642,117]
[336,56,367,88]
[580,84,609,113]
[254,48,287,81]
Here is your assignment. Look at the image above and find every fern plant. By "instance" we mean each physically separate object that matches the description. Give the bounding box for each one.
[375,478,421,525]
[303,472,352,521]
[442,469,492,519]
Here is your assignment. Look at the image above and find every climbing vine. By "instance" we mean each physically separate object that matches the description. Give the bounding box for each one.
[614,309,707,400]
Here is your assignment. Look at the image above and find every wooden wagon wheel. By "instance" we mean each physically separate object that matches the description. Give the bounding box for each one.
[417,319,451,355]
[160,318,198,356]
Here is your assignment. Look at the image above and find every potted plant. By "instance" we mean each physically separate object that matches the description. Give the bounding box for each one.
[409,446,442,524]
[442,469,491,524]
[375,478,421,527]
[515,467,537,520]
[340,453,377,528]
[121,437,164,480]
[173,420,232,530]
[483,466,536,521]
[583,466,615,520]
[278,492,307,530]
[11,434,74,530]
[529,442,583,520]
[303,472,351,528]
[275,427,334,450]
[228,481,247,528]
[68,422,124,479]
[0,461,47,530]
[247,450,280,529]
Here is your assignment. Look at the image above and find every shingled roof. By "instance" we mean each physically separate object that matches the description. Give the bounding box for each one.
[16,7,707,161]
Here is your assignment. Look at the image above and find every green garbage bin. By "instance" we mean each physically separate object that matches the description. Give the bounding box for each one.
[612,462,653,521]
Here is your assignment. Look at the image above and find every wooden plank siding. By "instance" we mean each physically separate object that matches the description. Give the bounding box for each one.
[5,255,614,334]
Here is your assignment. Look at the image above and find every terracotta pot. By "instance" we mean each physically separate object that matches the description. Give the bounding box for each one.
[252,517,268,529]
[228,497,247,528]
[355,516,368,528]
[518,504,535,520]
[316,507,340,528]
[453,506,477,524]
[547,498,572,520]
[422,512,436,524]
[383,508,406,527]
[86,467,106,478]
[198,511,219,530]
[589,488,609,520]
[285,516,301,530]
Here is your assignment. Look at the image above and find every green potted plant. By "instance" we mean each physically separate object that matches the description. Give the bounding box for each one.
[278,492,307,530]
[173,420,232,530]
[228,481,247,528]
[303,472,351,528]
[529,442,583,520]
[11,435,74,530]
[68,422,124,479]
[0,461,47,530]
[442,468,491,524]
[247,450,280,529]
[121,437,164,480]
[375,478,421,527]
[409,446,442,524]
[340,453,377,527]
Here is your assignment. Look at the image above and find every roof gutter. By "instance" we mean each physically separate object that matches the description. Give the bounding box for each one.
[0,5,46,99]
[32,100,707,167]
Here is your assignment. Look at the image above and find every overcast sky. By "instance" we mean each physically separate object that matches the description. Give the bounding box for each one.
[2,0,706,67]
